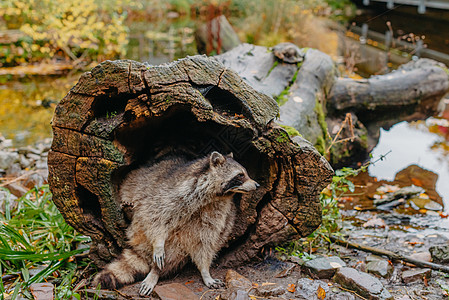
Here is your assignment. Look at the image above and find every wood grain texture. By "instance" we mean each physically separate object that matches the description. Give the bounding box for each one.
[48,56,333,266]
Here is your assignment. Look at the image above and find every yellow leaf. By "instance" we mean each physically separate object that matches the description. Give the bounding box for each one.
[317,285,326,300]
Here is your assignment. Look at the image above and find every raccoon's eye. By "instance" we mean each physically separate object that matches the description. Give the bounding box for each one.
[237,173,244,179]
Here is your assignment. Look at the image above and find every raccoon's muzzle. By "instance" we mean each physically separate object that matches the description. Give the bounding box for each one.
[228,179,259,193]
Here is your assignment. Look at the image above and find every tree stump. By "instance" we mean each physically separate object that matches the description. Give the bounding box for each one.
[48,56,333,267]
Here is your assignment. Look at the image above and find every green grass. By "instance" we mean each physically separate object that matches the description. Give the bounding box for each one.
[0,185,91,299]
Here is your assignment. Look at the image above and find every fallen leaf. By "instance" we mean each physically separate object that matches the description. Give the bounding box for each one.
[317,285,326,300]
[287,283,296,293]
[424,276,428,286]
[184,280,194,285]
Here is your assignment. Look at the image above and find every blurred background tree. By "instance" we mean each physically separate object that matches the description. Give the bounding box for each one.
[0,0,130,66]
[0,0,354,68]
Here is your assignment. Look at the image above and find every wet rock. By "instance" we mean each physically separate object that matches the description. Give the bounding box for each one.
[394,164,442,204]
[429,245,449,263]
[24,172,46,189]
[6,163,23,176]
[409,251,432,262]
[27,153,42,162]
[0,136,13,149]
[35,160,48,171]
[295,278,330,299]
[0,189,18,213]
[19,154,33,169]
[254,283,285,297]
[409,197,443,211]
[0,150,19,170]
[373,185,424,206]
[225,270,252,290]
[220,289,250,300]
[154,283,199,300]
[333,267,393,300]
[365,255,385,262]
[304,256,346,279]
[4,182,28,198]
[366,259,393,278]
[363,216,386,228]
[402,268,432,284]
[275,262,296,278]
[29,282,54,300]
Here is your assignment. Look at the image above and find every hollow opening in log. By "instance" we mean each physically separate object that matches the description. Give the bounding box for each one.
[76,185,102,220]
[91,88,128,119]
[204,86,249,117]
[112,104,267,223]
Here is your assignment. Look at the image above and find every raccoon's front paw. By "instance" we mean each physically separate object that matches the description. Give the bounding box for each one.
[204,278,225,289]
[152,248,165,270]
[139,281,156,297]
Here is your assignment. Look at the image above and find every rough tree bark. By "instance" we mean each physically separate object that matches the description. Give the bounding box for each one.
[48,56,333,267]
[217,43,449,166]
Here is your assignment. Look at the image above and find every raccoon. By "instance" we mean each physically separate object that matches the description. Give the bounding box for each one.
[93,151,259,296]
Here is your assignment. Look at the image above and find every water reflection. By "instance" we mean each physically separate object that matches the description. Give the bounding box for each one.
[368,100,449,210]
[0,76,78,147]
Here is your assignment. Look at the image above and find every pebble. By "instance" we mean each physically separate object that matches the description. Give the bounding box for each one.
[429,245,449,263]
[333,267,393,300]
[225,269,252,290]
[0,150,19,170]
[409,251,432,262]
[295,278,330,299]
[366,259,393,278]
[254,282,285,297]
[220,289,250,300]
[29,283,54,300]
[402,268,432,284]
[303,256,346,279]
[154,283,199,300]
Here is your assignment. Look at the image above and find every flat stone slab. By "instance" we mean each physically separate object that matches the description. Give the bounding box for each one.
[333,267,393,300]
[304,256,346,279]
[154,283,199,300]
[402,268,432,284]
[295,278,330,299]
[366,260,393,278]
[254,282,285,297]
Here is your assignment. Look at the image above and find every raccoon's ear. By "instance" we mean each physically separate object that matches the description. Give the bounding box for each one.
[210,151,225,166]
[227,152,234,159]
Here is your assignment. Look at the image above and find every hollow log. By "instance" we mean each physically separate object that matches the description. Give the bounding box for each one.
[48,56,333,267]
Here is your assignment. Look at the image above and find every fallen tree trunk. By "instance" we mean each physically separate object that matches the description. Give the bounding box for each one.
[328,59,449,118]
[48,57,333,267]
[217,43,449,166]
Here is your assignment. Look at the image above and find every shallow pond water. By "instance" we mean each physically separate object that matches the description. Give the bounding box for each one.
[368,99,449,211]
[0,76,79,147]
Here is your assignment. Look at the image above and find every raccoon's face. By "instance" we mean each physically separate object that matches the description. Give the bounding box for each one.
[209,151,260,194]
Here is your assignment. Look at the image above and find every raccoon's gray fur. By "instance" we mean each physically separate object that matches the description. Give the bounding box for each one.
[93,151,259,296]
